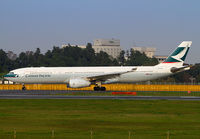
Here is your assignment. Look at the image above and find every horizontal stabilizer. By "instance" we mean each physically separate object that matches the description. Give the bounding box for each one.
[170,65,192,73]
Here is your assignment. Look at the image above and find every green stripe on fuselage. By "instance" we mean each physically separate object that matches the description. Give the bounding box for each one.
[4,74,17,78]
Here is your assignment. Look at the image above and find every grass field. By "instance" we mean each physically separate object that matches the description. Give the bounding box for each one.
[0,99,200,139]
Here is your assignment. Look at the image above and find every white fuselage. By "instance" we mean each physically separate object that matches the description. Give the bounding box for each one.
[5,65,172,84]
[4,41,192,88]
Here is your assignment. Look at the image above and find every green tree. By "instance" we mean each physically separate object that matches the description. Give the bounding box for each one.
[0,49,13,72]
[118,50,126,65]
[126,49,158,66]
[84,43,95,65]
[95,51,113,66]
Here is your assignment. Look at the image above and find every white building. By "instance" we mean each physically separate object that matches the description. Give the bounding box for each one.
[7,51,17,60]
[131,47,156,58]
[92,39,121,58]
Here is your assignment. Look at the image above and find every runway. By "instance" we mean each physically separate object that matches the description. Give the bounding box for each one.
[1,95,200,100]
[0,90,200,100]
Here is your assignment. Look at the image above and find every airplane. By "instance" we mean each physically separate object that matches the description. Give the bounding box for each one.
[4,41,192,91]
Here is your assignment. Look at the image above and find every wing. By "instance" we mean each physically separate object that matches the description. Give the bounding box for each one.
[86,68,137,82]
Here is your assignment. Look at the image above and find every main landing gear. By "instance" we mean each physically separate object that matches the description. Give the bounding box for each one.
[93,82,106,91]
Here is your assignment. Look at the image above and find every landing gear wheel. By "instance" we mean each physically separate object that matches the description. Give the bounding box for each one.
[93,86,106,91]
[100,87,106,91]
[94,87,100,91]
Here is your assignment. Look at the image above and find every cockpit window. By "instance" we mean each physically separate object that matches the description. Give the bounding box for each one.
[8,72,14,75]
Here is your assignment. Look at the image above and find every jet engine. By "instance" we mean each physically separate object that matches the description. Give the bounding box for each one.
[68,78,91,88]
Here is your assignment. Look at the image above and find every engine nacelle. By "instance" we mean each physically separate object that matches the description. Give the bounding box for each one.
[68,78,91,88]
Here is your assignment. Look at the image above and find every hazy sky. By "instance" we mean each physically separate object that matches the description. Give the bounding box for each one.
[0,0,199,64]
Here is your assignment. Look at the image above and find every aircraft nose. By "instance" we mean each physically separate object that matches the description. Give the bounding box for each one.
[3,74,7,79]
[3,74,9,80]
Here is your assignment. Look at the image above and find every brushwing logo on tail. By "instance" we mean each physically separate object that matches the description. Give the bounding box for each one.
[164,44,190,63]
[171,46,188,62]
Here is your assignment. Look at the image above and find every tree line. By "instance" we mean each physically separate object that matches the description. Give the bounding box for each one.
[0,43,158,71]
[0,43,199,83]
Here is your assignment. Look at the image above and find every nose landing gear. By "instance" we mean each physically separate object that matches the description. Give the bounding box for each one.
[22,84,26,90]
